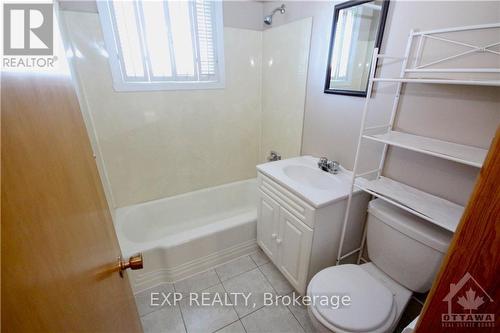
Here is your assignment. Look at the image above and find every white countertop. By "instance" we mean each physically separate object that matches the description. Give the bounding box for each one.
[256,156,360,208]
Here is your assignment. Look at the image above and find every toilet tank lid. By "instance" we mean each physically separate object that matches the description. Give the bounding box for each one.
[368,199,453,253]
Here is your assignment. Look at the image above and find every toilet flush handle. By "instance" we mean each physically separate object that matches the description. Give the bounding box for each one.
[276,238,282,245]
[271,233,277,239]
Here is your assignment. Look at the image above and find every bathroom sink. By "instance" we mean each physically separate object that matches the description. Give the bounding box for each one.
[257,156,360,208]
[283,165,339,190]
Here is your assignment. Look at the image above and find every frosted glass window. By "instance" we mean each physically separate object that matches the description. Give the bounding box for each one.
[98,0,224,91]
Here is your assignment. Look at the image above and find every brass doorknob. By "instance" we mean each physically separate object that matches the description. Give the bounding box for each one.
[118,253,143,277]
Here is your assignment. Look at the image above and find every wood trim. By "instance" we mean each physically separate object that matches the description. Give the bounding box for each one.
[415,127,500,332]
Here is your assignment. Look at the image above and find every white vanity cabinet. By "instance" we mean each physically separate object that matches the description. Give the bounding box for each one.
[257,192,281,262]
[276,207,313,289]
[257,169,369,295]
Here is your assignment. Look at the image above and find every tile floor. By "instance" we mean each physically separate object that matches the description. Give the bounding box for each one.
[135,250,421,333]
[135,250,316,333]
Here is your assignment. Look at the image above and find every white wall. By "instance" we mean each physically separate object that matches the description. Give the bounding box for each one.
[223,0,264,30]
[58,0,265,30]
[263,0,500,205]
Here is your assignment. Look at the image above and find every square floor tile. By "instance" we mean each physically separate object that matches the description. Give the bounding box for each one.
[222,268,275,318]
[241,304,304,333]
[216,256,256,281]
[135,283,175,316]
[180,284,238,333]
[174,270,220,294]
[141,305,186,333]
[250,249,270,266]
[215,320,246,333]
[259,263,293,296]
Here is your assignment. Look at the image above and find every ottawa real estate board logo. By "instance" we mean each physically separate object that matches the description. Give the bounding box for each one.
[3,2,56,68]
[442,272,495,329]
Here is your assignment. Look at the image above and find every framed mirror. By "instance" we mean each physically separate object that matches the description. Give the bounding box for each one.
[324,0,389,96]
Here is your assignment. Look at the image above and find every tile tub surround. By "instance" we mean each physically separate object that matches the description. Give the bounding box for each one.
[62,11,263,207]
[61,11,313,208]
[136,252,315,333]
[260,17,312,162]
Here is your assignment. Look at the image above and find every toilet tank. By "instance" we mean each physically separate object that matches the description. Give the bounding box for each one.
[366,199,453,293]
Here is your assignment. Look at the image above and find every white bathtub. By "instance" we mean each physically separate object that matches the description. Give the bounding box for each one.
[115,179,259,293]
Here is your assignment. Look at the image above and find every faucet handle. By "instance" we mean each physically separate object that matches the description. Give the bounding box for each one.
[267,151,281,162]
[318,157,340,174]
[327,160,340,174]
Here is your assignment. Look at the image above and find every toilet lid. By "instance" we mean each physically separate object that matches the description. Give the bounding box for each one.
[308,265,395,332]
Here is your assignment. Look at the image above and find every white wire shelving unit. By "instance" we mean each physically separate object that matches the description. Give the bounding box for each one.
[336,23,500,265]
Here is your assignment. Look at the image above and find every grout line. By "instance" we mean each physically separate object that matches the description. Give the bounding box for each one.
[249,253,270,268]
[172,283,189,333]
[256,264,279,295]
[240,319,248,333]
[237,303,265,320]
[178,253,265,291]
[214,266,223,283]
[287,306,307,333]
[218,261,265,321]
[211,318,241,333]
[255,265,305,332]
[221,265,258,283]
[177,269,221,295]
[217,257,259,283]
[190,273,240,333]
[174,267,219,288]
[217,269,239,318]
[167,256,274,332]
[248,253,259,266]
[285,292,307,333]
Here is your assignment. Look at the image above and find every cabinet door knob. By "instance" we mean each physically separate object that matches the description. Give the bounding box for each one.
[276,238,282,244]
[271,233,277,239]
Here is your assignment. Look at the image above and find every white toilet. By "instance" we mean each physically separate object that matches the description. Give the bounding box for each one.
[307,199,453,333]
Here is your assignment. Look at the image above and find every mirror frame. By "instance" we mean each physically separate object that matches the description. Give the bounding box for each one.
[324,0,390,97]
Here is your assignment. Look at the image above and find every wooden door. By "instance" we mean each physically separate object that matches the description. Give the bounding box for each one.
[415,128,499,332]
[257,191,280,262]
[277,207,313,294]
[1,69,142,332]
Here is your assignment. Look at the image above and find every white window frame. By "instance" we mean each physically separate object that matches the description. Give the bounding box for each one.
[97,0,225,92]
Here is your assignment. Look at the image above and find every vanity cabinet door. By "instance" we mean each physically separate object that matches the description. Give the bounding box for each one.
[257,191,280,262]
[277,208,313,294]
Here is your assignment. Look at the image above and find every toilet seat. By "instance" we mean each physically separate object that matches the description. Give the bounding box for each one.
[307,264,397,333]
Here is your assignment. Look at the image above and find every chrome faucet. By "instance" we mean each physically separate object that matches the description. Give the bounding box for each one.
[318,157,340,174]
[267,151,282,162]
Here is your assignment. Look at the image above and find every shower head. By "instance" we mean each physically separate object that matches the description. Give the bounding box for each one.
[264,4,285,25]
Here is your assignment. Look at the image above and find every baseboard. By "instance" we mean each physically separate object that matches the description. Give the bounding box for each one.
[130,239,258,293]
